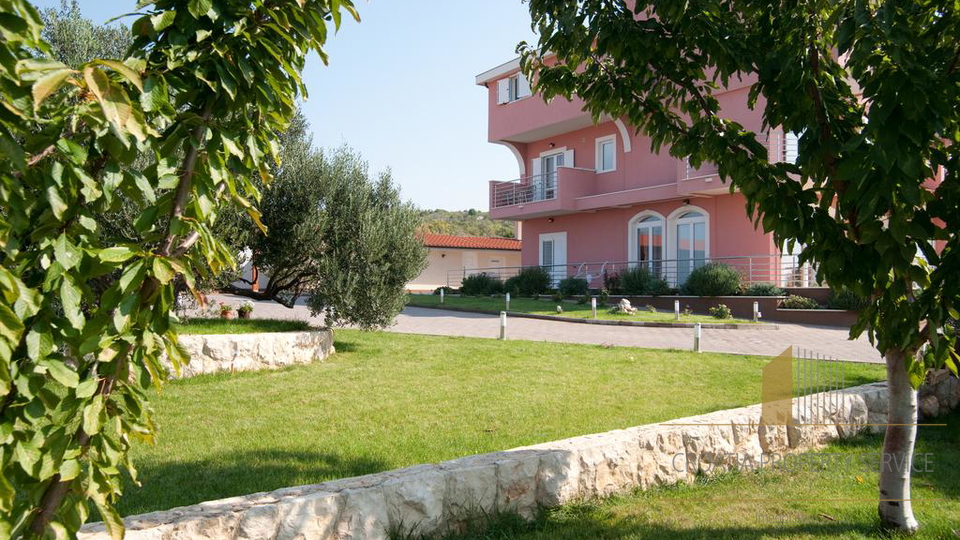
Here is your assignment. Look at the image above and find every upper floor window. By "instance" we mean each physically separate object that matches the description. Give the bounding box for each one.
[497,73,531,104]
[596,135,617,173]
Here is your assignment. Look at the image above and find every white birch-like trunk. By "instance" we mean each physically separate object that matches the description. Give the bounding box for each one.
[877,348,920,533]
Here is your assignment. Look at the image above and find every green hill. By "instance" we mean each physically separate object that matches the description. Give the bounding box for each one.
[418,209,515,238]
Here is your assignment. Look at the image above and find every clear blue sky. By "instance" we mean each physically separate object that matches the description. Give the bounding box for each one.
[31,0,538,211]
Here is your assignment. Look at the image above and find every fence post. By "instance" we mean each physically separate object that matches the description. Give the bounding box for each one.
[499,311,507,340]
[753,301,760,323]
[693,323,702,353]
[591,297,597,319]
[506,292,510,311]
[675,300,681,321]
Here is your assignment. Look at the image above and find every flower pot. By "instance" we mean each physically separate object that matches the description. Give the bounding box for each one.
[220,311,235,320]
[238,310,252,319]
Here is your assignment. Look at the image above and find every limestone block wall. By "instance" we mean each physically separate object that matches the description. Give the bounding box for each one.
[79,372,958,540]
[166,330,335,378]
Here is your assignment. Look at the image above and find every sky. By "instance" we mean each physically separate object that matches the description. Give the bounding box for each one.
[31,0,539,211]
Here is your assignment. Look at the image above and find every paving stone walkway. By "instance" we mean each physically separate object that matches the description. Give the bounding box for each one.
[205,294,884,363]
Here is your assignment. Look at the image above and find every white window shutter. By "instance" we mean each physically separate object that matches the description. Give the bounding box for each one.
[497,79,510,104]
[563,148,574,167]
[531,157,541,179]
[517,73,531,98]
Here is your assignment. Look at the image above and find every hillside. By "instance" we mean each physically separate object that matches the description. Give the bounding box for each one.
[418,209,515,238]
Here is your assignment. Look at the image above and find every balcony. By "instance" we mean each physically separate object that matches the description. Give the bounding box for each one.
[489,167,598,220]
[677,131,798,195]
[488,93,594,144]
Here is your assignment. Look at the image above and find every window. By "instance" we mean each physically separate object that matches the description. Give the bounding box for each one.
[497,73,531,104]
[673,210,708,283]
[595,135,616,173]
[636,216,664,269]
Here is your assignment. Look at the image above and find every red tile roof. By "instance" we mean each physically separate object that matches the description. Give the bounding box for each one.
[422,234,521,251]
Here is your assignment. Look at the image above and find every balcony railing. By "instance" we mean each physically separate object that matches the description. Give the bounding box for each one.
[446,254,820,290]
[491,172,557,209]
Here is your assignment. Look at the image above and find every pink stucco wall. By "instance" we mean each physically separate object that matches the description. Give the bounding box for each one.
[520,193,776,266]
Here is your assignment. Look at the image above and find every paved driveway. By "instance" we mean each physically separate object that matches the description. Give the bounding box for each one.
[204,294,884,364]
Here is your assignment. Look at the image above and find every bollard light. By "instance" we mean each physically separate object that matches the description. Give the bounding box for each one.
[499,311,507,340]
[506,292,510,311]
[693,322,702,353]
[753,301,760,322]
[674,300,680,321]
[591,297,597,319]
[440,288,444,304]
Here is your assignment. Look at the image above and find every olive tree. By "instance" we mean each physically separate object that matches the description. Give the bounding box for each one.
[218,110,427,326]
[0,0,358,537]
[520,0,958,532]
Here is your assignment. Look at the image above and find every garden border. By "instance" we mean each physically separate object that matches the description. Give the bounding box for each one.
[166,329,335,378]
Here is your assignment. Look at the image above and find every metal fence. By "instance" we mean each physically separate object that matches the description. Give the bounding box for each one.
[793,346,845,425]
[490,173,558,209]
[446,254,821,290]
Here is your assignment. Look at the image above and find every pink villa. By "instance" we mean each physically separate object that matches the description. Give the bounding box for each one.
[475,58,810,288]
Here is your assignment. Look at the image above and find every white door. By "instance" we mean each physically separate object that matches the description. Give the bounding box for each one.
[539,232,567,285]
[535,152,564,201]
[462,251,478,275]
[673,211,707,284]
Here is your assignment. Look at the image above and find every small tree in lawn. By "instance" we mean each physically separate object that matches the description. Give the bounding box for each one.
[0,0,358,537]
[521,0,958,533]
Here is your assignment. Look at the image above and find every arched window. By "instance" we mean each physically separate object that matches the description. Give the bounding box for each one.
[669,207,709,284]
[628,211,665,275]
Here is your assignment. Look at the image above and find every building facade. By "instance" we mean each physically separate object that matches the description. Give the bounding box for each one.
[408,234,522,293]
[477,59,806,287]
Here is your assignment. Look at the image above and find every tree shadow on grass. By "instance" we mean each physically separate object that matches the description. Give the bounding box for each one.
[115,448,388,517]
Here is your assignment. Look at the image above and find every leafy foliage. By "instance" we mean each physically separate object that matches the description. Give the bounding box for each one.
[460,273,505,297]
[504,267,553,296]
[620,266,670,295]
[828,287,871,311]
[558,277,589,297]
[418,208,515,238]
[681,263,743,297]
[782,295,822,310]
[0,0,358,536]
[744,283,786,297]
[708,304,733,319]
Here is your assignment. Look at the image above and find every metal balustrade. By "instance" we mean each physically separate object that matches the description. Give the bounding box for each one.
[490,172,558,209]
[446,254,821,290]
[681,131,799,182]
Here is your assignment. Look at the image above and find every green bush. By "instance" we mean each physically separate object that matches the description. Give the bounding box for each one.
[559,277,589,297]
[621,266,670,295]
[709,304,733,319]
[504,266,553,296]
[551,292,564,303]
[603,271,622,293]
[744,283,785,296]
[577,294,590,305]
[828,287,870,310]
[781,295,821,309]
[433,286,456,295]
[598,288,611,306]
[681,263,742,296]
[460,273,504,296]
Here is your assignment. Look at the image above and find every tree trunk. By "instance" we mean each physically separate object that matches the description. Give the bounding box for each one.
[877,348,920,533]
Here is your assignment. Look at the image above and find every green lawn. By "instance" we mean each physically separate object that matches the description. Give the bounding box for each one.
[174,317,312,334]
[440,410,960,540]
[119,330,883,516]
[406,294,756,324]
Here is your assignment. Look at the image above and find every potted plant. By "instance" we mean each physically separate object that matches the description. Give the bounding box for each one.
[237,300,254,319]
[219,302,235,320]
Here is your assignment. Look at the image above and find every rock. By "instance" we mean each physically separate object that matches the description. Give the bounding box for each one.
[275,491,342,540]
[383,468,446,537]
[334,488,390,540]
[495,451,541,518]
[236,504,281,540]
[919,395,940,419]
[161,330,334,379]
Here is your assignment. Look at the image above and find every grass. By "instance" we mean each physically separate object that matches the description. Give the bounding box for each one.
[174,317,312,334]
[118,330,884,516]
[406,294,756,324]
[435,410,960,540]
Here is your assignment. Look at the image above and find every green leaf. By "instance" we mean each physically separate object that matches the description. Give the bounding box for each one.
[54,234,82,270]
[45,185,69,220]
[82,396,104,435]
[118,260,146,294]
[151,10,176,32]
[98,246,136,263]
[152,257,175,284]
[76,379,98,399]
[94,59,143,91]
[187,0,213,18]
[82,66,132,137]
[95,499,125,540]
[59,275,84,329]
[40,359,79,388]
[25,328,53,361]
[32,68,74,109]
[59,459,81,481]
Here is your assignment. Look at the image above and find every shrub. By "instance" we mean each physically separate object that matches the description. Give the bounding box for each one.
[603,270,622,293]
[460,273,504,296]
[828,287,870,311]
[645,304,658,313]
[781,295,821,309]
[709,304,733,319]
[577,294,590,305]
[744,283,785,296]
[433,286,455,295]
[598,288,611,306]
[681,263,742,296]
[505,266,553,296]
[559,277,589,297]
[621,266,670,295]
[551,292,564,303]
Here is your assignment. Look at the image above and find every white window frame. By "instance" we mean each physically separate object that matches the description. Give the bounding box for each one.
[498,73,531,105]
[595,135,617,173]
[627,210,666,264]
[538,232,567,283]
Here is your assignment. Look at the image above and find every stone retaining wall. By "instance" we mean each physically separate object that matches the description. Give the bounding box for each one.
[80,371,958,540]
[167,330,335,378]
